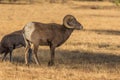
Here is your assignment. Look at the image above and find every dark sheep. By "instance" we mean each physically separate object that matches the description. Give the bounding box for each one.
[0,30,32,62]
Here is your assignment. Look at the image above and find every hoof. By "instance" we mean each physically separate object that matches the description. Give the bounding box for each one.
[25,63,29,67]
[36,63,41,66]
[48,61,54,66]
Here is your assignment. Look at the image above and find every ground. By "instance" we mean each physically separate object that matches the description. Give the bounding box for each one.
[0,1,120,80]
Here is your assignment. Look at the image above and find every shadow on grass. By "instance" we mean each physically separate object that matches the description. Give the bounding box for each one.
[8,49,120,68]
[57,50,120,66]
[85,29,120,36]
[71,5,118,10]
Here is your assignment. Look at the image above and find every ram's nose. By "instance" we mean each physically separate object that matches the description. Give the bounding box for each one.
[77,25,83,30]
[80,25,83,30]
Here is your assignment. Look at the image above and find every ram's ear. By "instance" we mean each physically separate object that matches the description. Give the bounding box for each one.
[63,15,75,29]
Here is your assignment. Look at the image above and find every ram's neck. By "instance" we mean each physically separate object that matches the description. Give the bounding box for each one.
[63,26,74,41]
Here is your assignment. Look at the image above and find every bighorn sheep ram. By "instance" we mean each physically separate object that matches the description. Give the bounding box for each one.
[23,15,83,66]
[0,30,32,62]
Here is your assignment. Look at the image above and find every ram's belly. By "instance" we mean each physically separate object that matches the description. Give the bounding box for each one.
[39,39,49,46]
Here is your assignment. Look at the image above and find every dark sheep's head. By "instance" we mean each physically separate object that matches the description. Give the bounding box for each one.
[63,15,83,30]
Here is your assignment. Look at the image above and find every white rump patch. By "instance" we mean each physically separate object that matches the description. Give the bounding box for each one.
[24,22,35,41]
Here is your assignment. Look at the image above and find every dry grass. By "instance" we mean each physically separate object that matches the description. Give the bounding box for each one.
[0,1,120,80]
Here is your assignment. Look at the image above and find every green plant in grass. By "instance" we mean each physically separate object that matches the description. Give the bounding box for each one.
[112,0,120,6]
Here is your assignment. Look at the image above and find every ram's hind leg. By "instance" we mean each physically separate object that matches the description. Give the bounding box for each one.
[25,41,31,65]
[33,44,40,65]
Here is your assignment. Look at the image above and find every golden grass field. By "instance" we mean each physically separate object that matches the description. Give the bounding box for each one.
[0,1,120,80]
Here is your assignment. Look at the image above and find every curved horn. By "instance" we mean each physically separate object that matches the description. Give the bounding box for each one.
[63,15,74,29]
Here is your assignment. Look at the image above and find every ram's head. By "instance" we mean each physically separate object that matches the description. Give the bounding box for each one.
[63,15,83,30]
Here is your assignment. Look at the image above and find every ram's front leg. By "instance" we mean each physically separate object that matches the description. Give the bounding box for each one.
[48,45,56,66]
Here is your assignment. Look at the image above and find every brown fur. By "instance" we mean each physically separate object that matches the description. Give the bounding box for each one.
[23,15,83,66]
